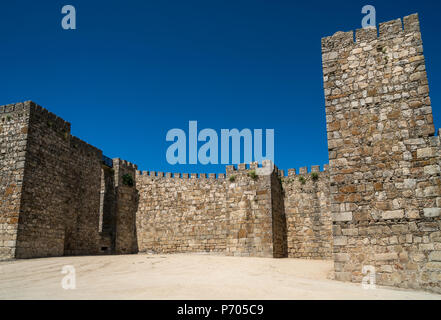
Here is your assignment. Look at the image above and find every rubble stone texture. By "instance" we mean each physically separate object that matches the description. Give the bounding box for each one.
[322,13,441,293]
[0,13,439,293]
[136,163,288,258]
[283,166,332,259]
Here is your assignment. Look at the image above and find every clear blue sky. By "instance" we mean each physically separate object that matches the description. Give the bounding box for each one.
[1,1,440,174]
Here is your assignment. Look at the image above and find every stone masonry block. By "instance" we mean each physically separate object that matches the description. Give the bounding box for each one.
[332,212,353,222]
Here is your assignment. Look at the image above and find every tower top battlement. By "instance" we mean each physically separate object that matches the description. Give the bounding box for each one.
[322,13,421,51]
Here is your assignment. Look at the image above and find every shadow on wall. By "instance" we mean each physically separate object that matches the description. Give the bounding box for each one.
[272,173,288,258]
[114,159,140,255]
[99,161,139,255]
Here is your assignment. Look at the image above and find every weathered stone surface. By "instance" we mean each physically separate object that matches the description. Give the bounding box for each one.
[333,212,353,222]
[323,13,441,294]
[334,253,350,262]
[0,101,103,259]
[383,210,405,220]
[136,163,287,258]
[424,208,441,218]
[282,169,332,260]
[375,253,398,261]
[0,102,28,260]
[429,251,441,262]
[333,236,348,246]
[1,13,440,295]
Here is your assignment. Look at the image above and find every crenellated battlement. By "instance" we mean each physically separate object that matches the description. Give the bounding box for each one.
[281,164,329,177]
[70,135,102,158]
[225,161,267,175]
[28,101,71,133]
[322,13,441,293]
[322,13,420,52]
[134,162,330,181]
[1,101,71,134]
[136,171,227,180]
[0,101,31,116]
[135,161,280,181]
[0,101,32,129]
[113,158,138,170]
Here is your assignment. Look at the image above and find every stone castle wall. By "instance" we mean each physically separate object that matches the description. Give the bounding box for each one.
[98,166,117,253]
[323,13,441,293]
[0,103,29,259]
[135,171,229,254]
[135,162,290,258]
[0,102,325,260]
[0,13,439,293]
[63,136,103,256]
[113,159,139,254]
[271,168,288,258]
[0,101,104,259]
[282,166,333,259]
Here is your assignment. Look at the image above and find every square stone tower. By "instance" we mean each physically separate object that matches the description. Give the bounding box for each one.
[0,101,104,259]
[322,14,441,292]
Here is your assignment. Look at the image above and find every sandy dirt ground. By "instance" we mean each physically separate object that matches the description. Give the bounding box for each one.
[0,253,440,300]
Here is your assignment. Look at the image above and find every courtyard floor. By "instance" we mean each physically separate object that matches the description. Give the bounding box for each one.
[0,253,440,300]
